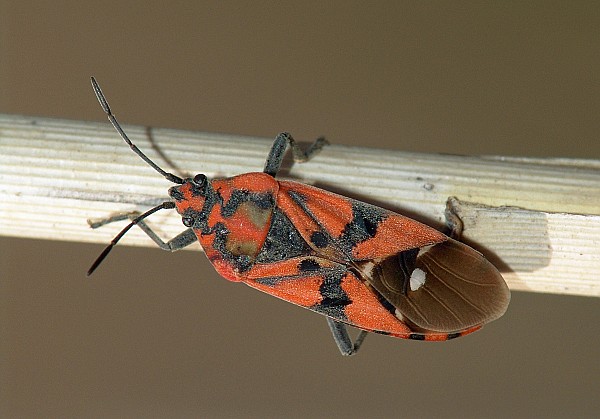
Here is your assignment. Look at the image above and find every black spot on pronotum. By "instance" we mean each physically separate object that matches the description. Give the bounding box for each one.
[447,332,462,340]
[254,193,275,210]
[299,258,321,272]
[220,190,274,217]
[310,231,329,248]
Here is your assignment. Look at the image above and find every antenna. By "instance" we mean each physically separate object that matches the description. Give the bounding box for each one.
[87,201,176,276]
[90,77,184,184]
[88,78,184,275]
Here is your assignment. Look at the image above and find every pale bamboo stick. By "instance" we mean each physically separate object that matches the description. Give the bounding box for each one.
[1,113,599,297]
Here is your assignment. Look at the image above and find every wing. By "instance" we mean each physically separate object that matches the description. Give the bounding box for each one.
[270,181,509,335]
[359,238,511,333]
[243,255,489,339]
[277,180,447,262]
[243,255,415,337]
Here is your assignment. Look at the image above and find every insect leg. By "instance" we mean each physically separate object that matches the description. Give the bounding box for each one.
[135,224,198,251]
[89,212,197,251]
[263,132,329,177]
[88,212,141,229]
[326,317,369,356]
[444,196,464,240]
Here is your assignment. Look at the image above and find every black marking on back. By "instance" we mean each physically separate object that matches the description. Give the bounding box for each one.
[210,222,253,272]
[311,266,352,320]
[286,189,388,260]
[254,258,351,322]
[286,190,334,251]
[310,231,329,248]
[256,208,313,264]
[338,202,387,255]
[220,189,274,217]
[177,181,218,233]
[287,189,307,205]
[299,258,321,272]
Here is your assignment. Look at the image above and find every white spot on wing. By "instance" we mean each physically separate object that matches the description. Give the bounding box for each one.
[409,268,427,291]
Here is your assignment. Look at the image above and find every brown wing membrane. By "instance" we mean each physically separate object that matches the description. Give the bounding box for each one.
[363,238,510,333]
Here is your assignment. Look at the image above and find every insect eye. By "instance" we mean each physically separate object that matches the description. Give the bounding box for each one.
[193,174,207,186]
[182,216,194,227]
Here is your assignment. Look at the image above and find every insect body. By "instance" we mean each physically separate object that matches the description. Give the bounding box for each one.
[88,77,510,355]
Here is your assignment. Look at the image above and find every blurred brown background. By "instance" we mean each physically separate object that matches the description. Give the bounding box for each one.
[1,2,599,418]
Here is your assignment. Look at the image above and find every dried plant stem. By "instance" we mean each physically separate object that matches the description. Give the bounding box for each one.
[1,114,599,297]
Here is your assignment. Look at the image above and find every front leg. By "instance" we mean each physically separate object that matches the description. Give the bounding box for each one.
[89,211,198,252]
[263,132,329,177]
[87,211,199,276]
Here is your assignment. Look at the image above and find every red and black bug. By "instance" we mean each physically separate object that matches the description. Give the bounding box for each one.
[88,77,510,355]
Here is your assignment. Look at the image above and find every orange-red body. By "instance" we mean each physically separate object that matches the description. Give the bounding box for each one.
[89,78,509,353]
[169,172,508,341]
